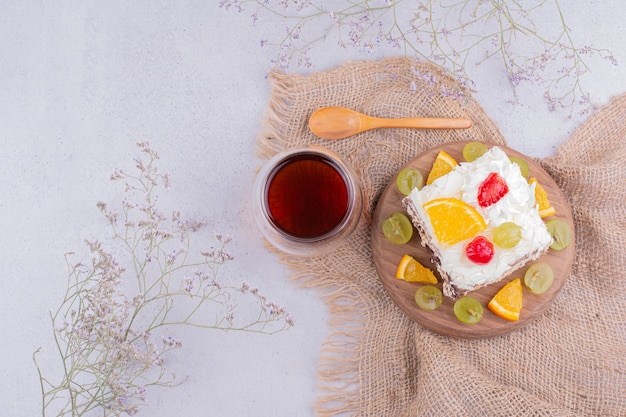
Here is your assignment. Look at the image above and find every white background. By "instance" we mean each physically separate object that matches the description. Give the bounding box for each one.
[1,1,624,416]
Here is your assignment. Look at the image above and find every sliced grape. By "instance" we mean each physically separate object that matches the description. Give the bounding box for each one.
[509,156,530,178]
[382,212,413,244]
[493,222,522,248]
[414,286,443,310]
[462,142,489,162]
[524,262,554,294]
[396,168,424,195]
[546,219,572,251]
[453,296,484,324]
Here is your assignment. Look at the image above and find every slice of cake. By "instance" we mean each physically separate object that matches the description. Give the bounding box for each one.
[402,146,553,299]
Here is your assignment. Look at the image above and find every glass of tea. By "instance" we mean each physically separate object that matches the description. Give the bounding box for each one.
[253,146,362,256]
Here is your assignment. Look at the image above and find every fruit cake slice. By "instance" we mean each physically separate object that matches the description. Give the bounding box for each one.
[402,146,553,299]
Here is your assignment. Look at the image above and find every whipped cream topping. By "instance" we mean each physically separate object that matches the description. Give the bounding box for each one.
[407,146,553,291]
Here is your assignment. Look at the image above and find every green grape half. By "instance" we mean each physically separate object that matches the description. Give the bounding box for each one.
[414,286,443,311]
[546,219,572,251]
[509,156,530,178]
[453,296,484,324]
[396,168,424,195]
[493,222,522,248]
[463,142,489,162]
[524,262,554,294]
[382,212,413,244]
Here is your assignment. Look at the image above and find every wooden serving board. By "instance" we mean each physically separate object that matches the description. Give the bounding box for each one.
[371,142,575,339]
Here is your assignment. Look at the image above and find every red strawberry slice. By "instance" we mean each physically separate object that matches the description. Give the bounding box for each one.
[465,236,494,264]
[477,172,509,208]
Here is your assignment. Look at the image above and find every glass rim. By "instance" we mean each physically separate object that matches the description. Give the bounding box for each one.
[253,145,362,255]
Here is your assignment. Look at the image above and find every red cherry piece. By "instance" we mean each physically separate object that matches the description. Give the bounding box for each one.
[465,236,494,264]
[477,172,509,208]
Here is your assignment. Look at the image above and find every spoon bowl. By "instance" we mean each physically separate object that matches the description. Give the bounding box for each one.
[309,106,472,140]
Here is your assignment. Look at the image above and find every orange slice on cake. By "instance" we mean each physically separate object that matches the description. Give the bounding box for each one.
[426,150,458,185]
[396,254,438,283]
[423,198,487,245]
[488,278,523,321]
[529,177,556,218]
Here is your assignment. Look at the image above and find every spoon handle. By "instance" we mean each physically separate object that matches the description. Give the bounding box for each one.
[366,116,472,130]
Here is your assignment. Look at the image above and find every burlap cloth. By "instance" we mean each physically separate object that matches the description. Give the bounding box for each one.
[256,57,626,416]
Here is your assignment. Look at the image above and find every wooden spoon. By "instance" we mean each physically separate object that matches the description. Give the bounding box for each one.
[308,106,472,140]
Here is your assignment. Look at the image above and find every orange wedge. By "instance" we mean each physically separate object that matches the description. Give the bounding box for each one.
[529,177,556,218]
[426,150,458,185]
[423,197,487,245]
[488,278,523,321]
[396,254,438,284]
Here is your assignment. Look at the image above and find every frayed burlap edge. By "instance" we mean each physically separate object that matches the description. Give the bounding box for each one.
[256,63,366,417]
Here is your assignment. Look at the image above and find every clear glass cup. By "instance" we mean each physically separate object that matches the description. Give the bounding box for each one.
[253,146,362,256]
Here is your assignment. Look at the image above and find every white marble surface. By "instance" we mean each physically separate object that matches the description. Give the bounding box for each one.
[1,2,624,416]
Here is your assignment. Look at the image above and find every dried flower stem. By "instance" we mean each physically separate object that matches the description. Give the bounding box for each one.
[220,0,617,116]
[34,142,293,416]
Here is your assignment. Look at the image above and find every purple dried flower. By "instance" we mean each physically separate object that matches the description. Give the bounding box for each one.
[37,142,294,415]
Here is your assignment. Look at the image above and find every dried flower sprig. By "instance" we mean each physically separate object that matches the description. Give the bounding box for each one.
[34,142,293,416]
[219,0,617,116]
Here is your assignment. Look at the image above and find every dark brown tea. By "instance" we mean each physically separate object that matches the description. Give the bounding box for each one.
[266,153,349,238]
